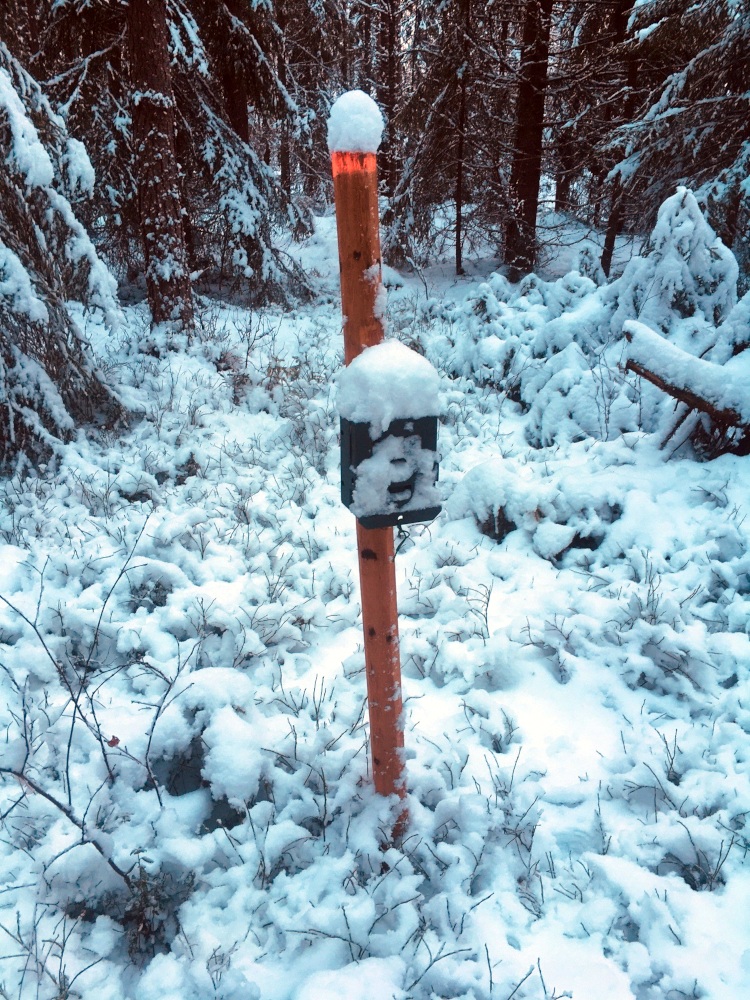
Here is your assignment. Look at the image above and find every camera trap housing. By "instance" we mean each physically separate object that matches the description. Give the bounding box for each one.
[341,415,441,529]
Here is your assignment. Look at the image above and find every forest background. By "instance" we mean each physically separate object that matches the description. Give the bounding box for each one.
[2,5,750,998]
[1,0,748,464]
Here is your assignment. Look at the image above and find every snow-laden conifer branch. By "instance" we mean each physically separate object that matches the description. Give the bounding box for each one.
[623,319,749,429]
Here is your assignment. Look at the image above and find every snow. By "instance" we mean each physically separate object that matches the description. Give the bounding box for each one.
[295,957,406,1000]
[327,90,384,154]
[2,200,750,1000]
[62,136,96,195]
[0,244,49,322]
[336,339,442,437]
[0,67,54,188]
[350,433,440,520]
[624,317,750,423]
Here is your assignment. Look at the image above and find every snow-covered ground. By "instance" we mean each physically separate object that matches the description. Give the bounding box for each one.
[1,206,749,1000]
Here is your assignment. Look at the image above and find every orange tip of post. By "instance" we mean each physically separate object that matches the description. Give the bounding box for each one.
[331,150,377,178]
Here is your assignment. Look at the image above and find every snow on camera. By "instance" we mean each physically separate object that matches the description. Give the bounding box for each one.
[337,339,442,437]
[350,432,439,519]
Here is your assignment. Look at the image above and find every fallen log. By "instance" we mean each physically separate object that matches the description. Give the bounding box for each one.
[622,319,749,430]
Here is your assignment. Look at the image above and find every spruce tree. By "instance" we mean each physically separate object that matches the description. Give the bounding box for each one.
[605,0,750,284]
[0,41,124,466]
[504,0,554,279]
[42,0,310,309]
[387,0,514,269]
[128,0,194,328]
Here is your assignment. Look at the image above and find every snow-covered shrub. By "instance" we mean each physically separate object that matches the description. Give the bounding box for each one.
[417,258,632,446]
[612,191,748,453]
[607,187,737,335]
[2,276,750,999]
[420,271,561,393]
[423,188,743,450]
[576,244,606,286]
[445,458,554,540]
[445,456,624,570]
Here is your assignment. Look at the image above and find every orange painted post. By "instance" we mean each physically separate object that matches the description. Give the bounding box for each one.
[331,151,384,365]
[330,100,407,835]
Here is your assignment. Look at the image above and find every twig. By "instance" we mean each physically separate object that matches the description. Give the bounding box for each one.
[0,767,131,888]
[505,966,534,1000]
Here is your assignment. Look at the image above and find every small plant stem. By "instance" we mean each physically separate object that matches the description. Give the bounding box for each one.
[0,767,131,888]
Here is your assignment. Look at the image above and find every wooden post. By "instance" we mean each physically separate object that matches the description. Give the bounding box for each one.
[331,148,407,833]
[331,152,385,364]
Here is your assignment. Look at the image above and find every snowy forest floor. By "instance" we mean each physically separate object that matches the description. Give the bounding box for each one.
[1,216,749,1000]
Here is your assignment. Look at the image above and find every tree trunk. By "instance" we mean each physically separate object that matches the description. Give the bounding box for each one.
[554,137,575,215]
[455,0,471,276]
[377,0,400,197]
[600,177,622,277]
[221,0,249,143]
[455,74,466,276]
[504,0,554,280]
[623,320,749,431]
[128,0,193,330]
[340,2,351,89]
[222,63,249,145]
[360,8,373,90]
[600,0,639,277]
[277,0,291,198]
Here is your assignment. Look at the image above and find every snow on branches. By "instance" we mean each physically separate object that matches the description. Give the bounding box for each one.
[416,189,747,456]
[0,42,123,467]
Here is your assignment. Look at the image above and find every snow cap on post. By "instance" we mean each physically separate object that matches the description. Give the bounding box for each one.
[327,90,384,154]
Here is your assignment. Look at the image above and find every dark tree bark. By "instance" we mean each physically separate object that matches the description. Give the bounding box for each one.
[221,0,250,143]
[222,61,250,145]
[455,73,467,276]
[360,6,374,91]
[600,0,640,277]
[377,0,401,197]
[554,136,576,214]
[455,0,471,276]
[277,0,291,199]
[600,178,624,278]
[504,0,554,279]
[127,0,193,329]
[339,2,351,89]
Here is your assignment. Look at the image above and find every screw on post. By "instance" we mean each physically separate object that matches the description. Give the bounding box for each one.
[328,91,407,841]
